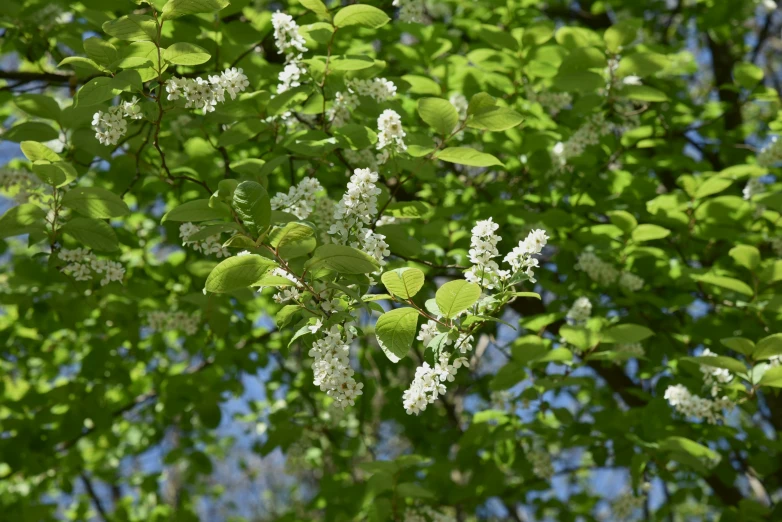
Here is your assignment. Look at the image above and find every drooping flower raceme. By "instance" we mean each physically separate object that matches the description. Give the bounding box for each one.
[464,219,548,289]
[575,251,619,285]
[743,177,763,200]
[566,297,592,325]
[179,223,231,258]
[58,248,125,286]
[166,68,249,113]
[270,177,324,219]
[271,11,308,94]
[700,348,732,396]
[329,168,390,266]
[147,310,201,336]
[377,109,407,152]
[347,77,397,102]
[309,325,364,408]
[393,0,427,23]
[664,384,735,424]
[0,167,43,204]
[619,271,644,292]
[92,106,128,146]
[402,352,469,415]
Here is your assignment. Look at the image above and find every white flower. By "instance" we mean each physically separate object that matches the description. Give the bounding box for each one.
[449,93,468,120]
[612,492,646,520]
[166,69,249,114]
[527,448,554,480]
[346,77,397,102]
[743,177,764,200]
[621,75,642,86]
[59,248,125,286]
[92,106,128,146]
[309,326,364,408]
[619,271,644,292]
[277,61,306,93]
[664,383,735,424]
[270,177,324,219]
[525,86,572,116]
[179,222,231,258]
[576,251,619,285]
[566,297,592,324]
[762,0,777,13]
[121,96,143,120]
[147,310,200,336]
[417,320,440,346]
[376,109,407,152]
[393,0,427,23]
[308,319,323,334]
[757,136,782,167]
[271,11,308,58]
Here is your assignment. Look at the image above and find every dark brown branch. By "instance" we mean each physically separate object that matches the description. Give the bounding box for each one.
[80,472,109,522]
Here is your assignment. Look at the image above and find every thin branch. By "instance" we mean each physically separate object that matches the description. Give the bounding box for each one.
[80,472,109,522]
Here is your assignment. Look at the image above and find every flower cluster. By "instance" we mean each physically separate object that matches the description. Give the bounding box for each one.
[271,12,308,93]
[464,218,548,289]
[92,98,142,146]
[743,177,764,200]
[393,0,427,23]
[619,271,644,292]
[449,93,469,121]
[146,310,200,336]
[575,251,620,285]
[664,384,735,424]
[268,268,305,304]
[328,90,359,127]
[566,297,592,325]
[377,109,407,153]
[166,68,249,114]
[612,492,646,520]
[525,86,572,116]
[270,177,323,219]
[347,77,398,102]
[329,168,390,266]
[343,148,379,170]
[403,351,469,415]
[550,113,613,169]
[0,167,43,203]
[179,223,230,258]
[700,349,732,396]
[757,136,782,167]
[309,325,364,408]
[527,448,554,480]
[58,248,125,286]
[616,342,645,358]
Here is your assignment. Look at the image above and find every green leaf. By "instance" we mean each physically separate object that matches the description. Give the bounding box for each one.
[20,141,61,163]
[384,202,430,219]
[417,98,459,136]
[58,56,106,73]
[84,37,118,67]
[299,0,330,18]
[606,210,637,233]
[268,222,316,258]
[75,77,120,107]
[163,199,229,222]
[754,333,782,361]
[631,224,670,242]
[733,62,763,88]
[535,347,573,364]
[205,255,277,293]
[13,94,61,121]
[381,268,425,299]
[436,147,504,167]
[375,308,419,362]
[604,20,639,53]
[329,55,375,71]
[695,177,733,199]
[62,187,131,219]
[164,42,211,65]
[560,325,599,350]
[2,122,59,143]
[552,70,604,93]
[232,181,271,236]
[102,14,157,41]
[759,366,782,388]
[62,217,119,252]
[622,85,668,102]
[601,324,654,343]
[691,274,753,296]
[466,107,523,132]
[435,280,481,319]
[304,244,381,274]
[333,4,390,28]
[617,52,669,78]
[0,204,47,239]
[728,244,760,270]
[720,337,755,357]
[31,161,77,187]
[686,355,746,375]
[162,0,230,20]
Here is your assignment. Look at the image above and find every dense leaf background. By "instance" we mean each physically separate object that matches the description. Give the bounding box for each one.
[2,0,782,520]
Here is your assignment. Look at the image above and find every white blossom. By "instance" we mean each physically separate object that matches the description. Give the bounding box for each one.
[700,348,732,396]
[271,11,307,59]
[393,0,427,23]
[92,106,128,146]
[166,68,248,113]
[0,167,43,203]
[179,222,231,258]
[612,492,646,520]
[566,297,592,324]
[757,136,782,167]
[525,86,572,116]
[376,109,407,152]
[309,326,364,408]
[403,352,468,415]
[59,248,124,286]
[664,384,735,424]
[619,271,644,292]
[270,177,323,219]
[449,93,468,120]
[576,251,619,285]
[347,77,397,102]
[527,448,554,480]
[147,310,200,336]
